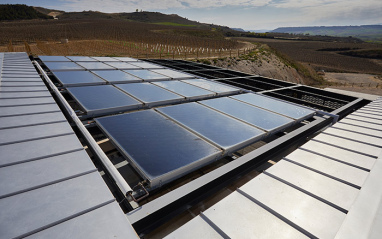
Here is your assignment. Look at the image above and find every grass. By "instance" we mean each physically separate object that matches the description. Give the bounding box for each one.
[153,22,197,27]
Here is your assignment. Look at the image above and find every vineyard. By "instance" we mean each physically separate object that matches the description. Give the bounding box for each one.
[0,19,248,58]
[236,37,382,75]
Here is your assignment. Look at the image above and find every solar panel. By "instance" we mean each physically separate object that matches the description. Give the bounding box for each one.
[231,93,316,120]
[113,57,140,62]
[66,56,97,62]
[150,69,195,79]
[115,83,184,107]
[152,81,215,101]
[104,62,141,70]
[91,70,142,84]
[157,102,265,154]
[44,62,84,71]
[76,62,115,70]
[53,71,106,87]
[91,57,120,62]
[123,69,170,81]
[182,79,241,96]
[129,62,163,69]
[199,97,294,133]
[67,85,143,117]
[38,56,70,62]
[95,110,222,188]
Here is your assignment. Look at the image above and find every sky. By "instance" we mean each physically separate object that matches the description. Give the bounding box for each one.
[2,0,382,30]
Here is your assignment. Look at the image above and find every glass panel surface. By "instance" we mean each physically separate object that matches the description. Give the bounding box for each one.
[200,97,294,132]
[66,56,97,62]
[91,57,120,62]
[113,57,140,62]
[39,56,70,62]
[157,102,265,151]
[152,81,215,99]
[123,70,170,81]
[91,70,142,83]
[53,71,106,86]
[129,62,163,69]
[67,85,142,115]
[95,110,221,185]
[232,93,316,120]
[104,62,141,70]
[115,83,184,106]
[76,62,115,70]
[151,69,195,79]
[182,79,240,95]
[45,62,84,71]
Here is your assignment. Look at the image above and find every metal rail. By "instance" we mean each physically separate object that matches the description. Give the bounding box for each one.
[33,61,133,197]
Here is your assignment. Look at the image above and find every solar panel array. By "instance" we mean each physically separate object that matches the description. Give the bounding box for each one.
[40,55,317,188]
[147,59,359,113]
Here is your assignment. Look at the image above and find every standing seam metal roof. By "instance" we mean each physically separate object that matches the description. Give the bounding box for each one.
[0,52,138,238]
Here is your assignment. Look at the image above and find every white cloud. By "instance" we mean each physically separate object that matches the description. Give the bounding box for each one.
[60,0,272,12]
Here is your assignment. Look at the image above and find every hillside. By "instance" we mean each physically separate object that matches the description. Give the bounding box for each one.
[0,4,53,20]
[273,25,382,42]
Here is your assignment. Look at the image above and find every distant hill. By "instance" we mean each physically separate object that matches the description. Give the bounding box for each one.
[0,4,53,20]
[231,28,246,32]
[273,25,382,42]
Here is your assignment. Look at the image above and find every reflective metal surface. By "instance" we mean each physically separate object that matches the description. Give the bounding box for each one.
[67,85,143,116]
[165,216,224,239]
[38,56,70,62]
[0,104,60,117]
[240,174,346,239]
[182,79,240,95]
[115,82,184,107]
[157,102,265,153]
[124,69,170,81]
[26,203,138,239]
[0,86,48,92]
[0,133,83,168]
[267,160,359,210]
[153,80,215,100]
[95,110,222,187]
[0,77,42,82]
[0,172,114,239]
[92,70,142,83]
[0,97,55,106]
[203,191,308,239]
[200,97,294,132]
[45,62,85,71]
[53,71,106,86]
[300,140,376,170]
[285,149,368,187]
[314,132,381,157]
[0,121,73,145]
[232,93,316,120]
[0,112,66,129]
[0,91,51,98]
[0,150,95,198]
[0,81,45,86]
